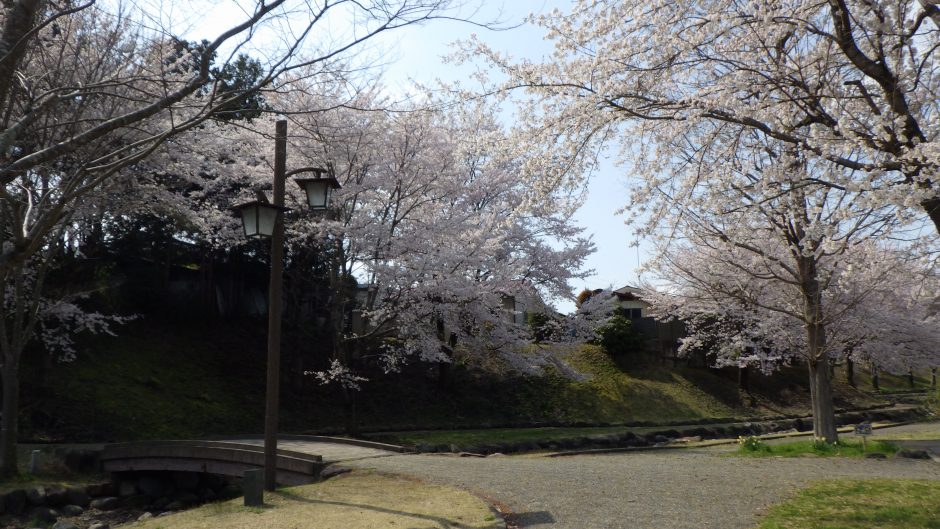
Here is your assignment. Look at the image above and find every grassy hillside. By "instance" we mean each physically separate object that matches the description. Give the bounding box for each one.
[21,322,890,442]
[24,320,269,441]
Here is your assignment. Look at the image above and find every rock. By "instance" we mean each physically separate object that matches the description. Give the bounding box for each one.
[487,452,506,457]
[122,495,151,508]
[26,486,47,505]
[865,453,887,459]
[415,443,433,453]
[65,487,90,507]
[203,474,224,492]
[30,506,58,522]
[90,496,120,511]
[218,485,242,500]
[138,512,154,521]
[651,434,670,444]
[896,449,931,460]
[4,489,28,515]
[46,486,69,507]
[458,452,485,458]
[150,496,171,510]
[52,522,79,529]
[88,523,110,529]
[59,504,84,516]
[117,480,136,497]
[85,483,112,498]
[199,488,216,502]
[164,500,184,511]
[172,472,199,491]
[173,491,199,507]
[674,436,702,443]
[138,475,166,497]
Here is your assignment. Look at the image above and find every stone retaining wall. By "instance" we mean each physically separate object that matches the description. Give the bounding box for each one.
[409,406,928,455]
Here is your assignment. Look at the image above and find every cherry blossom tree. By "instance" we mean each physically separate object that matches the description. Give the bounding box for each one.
[460,0,940,234]
[133,85,593,431]
[0,0,465,475]
[639,144,938,442]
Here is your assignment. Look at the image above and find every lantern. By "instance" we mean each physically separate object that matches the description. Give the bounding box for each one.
[234,201,291,239]
[294,168,341,210]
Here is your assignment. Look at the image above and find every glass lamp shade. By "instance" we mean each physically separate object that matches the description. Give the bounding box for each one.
[234,201,291,239]
[295,175,341,210]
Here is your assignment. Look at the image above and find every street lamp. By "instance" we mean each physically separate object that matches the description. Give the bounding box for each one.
[295,167,340,210]
[233,201,291,239]
[233,119,340,492]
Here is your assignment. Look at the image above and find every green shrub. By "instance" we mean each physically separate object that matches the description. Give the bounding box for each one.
[738,435,769,452]
[596,310,646,355]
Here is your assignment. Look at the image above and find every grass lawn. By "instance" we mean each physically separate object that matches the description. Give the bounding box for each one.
[735,438,899,458]
[128,471,501,529]
[757,479,940,529]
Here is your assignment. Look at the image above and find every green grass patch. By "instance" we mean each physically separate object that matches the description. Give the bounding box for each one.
[735,437,898,458]
[757,479,940,529]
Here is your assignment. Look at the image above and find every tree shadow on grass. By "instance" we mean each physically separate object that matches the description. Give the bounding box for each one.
[274,488,501,529]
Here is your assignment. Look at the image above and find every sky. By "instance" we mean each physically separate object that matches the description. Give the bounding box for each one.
[182,0,648,313]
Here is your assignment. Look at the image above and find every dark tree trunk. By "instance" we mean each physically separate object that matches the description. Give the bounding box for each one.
[0,359,20,477]
[871,363,880,391]
[738,365,750,392]
[845,356,855,388]
[800,253,838,443]
[808,359,838,442]
[923,197,940,238]
[908,368,915,389]
[341,386,358,436]
[932,368,937,390]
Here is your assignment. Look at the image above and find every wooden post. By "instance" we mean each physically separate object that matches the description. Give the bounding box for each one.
[264,119,288,492]
[244,468,264,506]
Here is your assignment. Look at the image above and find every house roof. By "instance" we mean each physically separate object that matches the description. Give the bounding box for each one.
[612,285,645,302]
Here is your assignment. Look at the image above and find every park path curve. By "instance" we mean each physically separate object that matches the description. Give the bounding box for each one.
[223,424,940,529]
[338,422,940,529]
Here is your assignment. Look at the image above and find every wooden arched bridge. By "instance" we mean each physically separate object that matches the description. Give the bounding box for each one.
[100,436,404,486]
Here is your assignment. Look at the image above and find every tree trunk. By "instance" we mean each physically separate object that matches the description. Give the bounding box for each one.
[0,359,20,477]
[341,385,358,436]
[871,363,879,391]
[845,356,855,388]
[808,359,838,442]
[908,368,915,389]
[738,365,750,392]
[932,368,937,390]
[923,197,940,238]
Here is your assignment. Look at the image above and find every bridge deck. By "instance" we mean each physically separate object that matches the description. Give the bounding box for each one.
[101,440,326,486]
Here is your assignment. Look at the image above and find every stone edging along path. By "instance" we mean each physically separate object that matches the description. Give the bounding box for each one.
[401,405,929,455]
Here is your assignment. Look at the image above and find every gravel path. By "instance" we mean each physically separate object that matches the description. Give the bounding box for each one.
[341,431,940,529]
